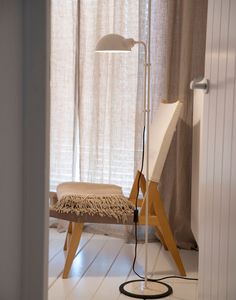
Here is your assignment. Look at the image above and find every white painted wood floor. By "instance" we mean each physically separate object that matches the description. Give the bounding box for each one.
[48,228,198,300]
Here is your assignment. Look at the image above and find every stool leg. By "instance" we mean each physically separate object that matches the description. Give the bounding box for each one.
[63,222,83,278]
[155,225,168,250]
[64,222,73,251]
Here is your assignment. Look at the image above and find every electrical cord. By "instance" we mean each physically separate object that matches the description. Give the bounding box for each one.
[132,125,145,278]
[131,126,198,283]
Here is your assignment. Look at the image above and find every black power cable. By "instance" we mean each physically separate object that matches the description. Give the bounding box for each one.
[132,126,146,278]
[131,126,198,283]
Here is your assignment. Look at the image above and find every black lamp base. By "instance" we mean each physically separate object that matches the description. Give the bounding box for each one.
[119,279,172,299]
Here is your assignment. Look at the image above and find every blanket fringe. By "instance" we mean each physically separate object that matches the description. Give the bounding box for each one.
[54,194,135,223]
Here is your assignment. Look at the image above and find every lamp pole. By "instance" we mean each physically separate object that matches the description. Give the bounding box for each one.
[135,40,150,288]
[96,33,172,300]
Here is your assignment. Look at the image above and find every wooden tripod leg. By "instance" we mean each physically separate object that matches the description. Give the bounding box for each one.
[63,222,83,279]
[129,170,146,206]
[64,221,73,251]
[150,182,186,276]
[155,225,168,250]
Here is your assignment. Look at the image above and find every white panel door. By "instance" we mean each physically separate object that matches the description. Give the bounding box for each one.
[198,0,236,299]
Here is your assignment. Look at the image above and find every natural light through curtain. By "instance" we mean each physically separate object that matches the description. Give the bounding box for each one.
[50,0,78,190]
[50,1,146,195]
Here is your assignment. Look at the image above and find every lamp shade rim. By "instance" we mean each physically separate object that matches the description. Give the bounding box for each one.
[96,34,135,52]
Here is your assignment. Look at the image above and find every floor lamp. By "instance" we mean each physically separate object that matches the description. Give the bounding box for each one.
[96,34,172,299]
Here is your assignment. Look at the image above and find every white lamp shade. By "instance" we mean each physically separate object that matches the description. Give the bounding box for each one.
[96,34,135,52]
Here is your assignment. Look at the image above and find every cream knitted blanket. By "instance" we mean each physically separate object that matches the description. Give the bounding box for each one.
[54,182,135,222]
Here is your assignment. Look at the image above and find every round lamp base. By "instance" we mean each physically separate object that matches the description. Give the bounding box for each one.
[119,279,172,299]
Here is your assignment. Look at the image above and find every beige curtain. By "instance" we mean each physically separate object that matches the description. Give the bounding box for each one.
[152,0,208,248]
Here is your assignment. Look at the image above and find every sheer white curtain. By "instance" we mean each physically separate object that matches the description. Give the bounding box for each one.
[77,1,140,195]
[50,0,78,191]
[50,0,149,196]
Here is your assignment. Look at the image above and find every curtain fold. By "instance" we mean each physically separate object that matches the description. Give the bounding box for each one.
[50,0,78,191]
[152,0,208,248]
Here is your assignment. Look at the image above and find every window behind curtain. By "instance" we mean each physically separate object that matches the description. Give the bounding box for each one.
[50,0,78,191]
[50,1,148,195]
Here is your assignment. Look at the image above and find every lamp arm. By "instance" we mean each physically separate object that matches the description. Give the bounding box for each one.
[134,40,149,184]
[134,41,148,127]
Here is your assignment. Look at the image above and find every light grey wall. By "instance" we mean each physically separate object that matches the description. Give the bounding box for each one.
[0,1,23,299]
[21,0,49,299]
[0,1,49,299]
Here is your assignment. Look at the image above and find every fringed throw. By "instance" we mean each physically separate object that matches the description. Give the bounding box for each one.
[54,194,135,223]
